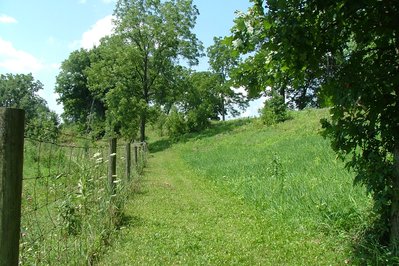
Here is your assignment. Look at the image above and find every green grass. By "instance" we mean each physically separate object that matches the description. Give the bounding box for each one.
[100,108,373,265]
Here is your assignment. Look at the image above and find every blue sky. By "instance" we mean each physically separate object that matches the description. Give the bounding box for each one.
[0,0,263,117]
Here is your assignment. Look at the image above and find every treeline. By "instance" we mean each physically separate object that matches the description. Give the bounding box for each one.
[55,0,246,142]
[55,0,325,143]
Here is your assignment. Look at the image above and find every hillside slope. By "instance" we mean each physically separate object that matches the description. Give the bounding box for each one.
[100,109,371,265]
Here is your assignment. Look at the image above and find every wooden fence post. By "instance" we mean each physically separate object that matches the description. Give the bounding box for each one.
[125,142,131,181]
[108,138,117,195]
[0,108,25,266]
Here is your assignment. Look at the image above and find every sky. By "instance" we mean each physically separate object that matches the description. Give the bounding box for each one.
[0,0,264,118]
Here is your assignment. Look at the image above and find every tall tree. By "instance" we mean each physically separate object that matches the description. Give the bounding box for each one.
[207,37,247,120]
[55,48,105,132]
[89,0,202,141]
[183,71,222,131]
[232,0,399,251]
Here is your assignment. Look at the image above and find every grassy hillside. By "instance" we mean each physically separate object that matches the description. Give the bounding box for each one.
[101,108,373,265]
[176,109,372,262]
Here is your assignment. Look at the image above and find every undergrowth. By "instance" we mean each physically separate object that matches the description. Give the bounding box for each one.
[20,139,146,265]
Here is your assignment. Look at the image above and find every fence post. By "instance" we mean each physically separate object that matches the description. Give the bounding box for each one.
[125,142,131,182]
[0,108,25,266]
[108,138,117,195]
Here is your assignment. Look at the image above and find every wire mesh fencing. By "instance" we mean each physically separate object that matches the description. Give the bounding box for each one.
[19,133,148,265]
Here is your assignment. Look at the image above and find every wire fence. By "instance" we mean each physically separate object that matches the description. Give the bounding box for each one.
[18,131,148,265]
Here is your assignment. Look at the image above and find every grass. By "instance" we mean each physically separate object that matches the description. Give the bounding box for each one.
[99,108,373,265]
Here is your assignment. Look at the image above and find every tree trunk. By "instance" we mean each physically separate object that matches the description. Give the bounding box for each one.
[141,50,149,143]
[392,37,399,251]
[279,86,285,101]
[390,145,399,252]
[221,95,225,121]
[140,114,146,142]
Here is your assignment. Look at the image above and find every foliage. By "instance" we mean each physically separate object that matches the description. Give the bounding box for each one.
[55,48,105,132]
[227,1,323,109]
[180,71,220,132]
[164,106,187,140]
[0,73,59,141]
[207,37,248,120]
[163,70,233,138]
[232,0,399,254]
[260,94,289,126]
[88,0,203,141]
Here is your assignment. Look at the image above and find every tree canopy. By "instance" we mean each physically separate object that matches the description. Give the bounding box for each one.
[55,48,106,132]
[228,1,325,109]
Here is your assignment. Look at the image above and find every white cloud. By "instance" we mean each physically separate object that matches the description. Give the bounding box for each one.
[0,14,17,24]
[0,37,43,73]
[79,0,87,4]
[70,15,114,50]
[102,0,115,4]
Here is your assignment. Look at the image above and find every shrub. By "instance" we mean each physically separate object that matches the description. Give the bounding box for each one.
[260,94,289,125]
[186,106,211,133]
[165,107,187,139]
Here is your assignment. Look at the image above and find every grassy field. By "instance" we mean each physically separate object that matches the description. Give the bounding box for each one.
[100,108,373,265]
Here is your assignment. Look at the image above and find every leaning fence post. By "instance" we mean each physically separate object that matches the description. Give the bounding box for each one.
[125,142,131,182]
[108,138,117,195]
[0,108,25,266]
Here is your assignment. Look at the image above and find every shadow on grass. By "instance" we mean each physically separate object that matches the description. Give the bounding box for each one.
[149,118,254,153]
[117,214,145,229]
[350,218,399,265]
[150,138,172,153]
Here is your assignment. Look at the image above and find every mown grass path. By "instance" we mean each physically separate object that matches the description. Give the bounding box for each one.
[100,147,275,265]
[100,141,347,265]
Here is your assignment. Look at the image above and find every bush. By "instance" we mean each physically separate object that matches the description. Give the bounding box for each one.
[260,94,289,125]
[165,107,188,139]
[186,107,211,133]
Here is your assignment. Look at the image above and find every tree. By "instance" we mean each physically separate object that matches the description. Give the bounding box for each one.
[183,71,221,131]
[89,0,202,141]
[228,2,324,109]
[233,0,399,251]
[55,48,106,133]
[207,37,247,120]
[0,73,59,140]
